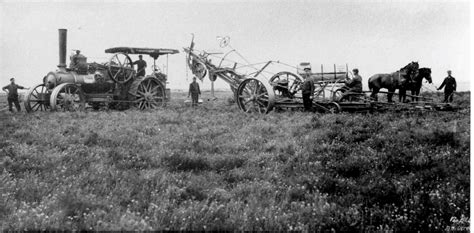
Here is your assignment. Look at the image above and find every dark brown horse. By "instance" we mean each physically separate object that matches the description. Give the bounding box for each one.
[405,67,432,102]
[368,62,419,102]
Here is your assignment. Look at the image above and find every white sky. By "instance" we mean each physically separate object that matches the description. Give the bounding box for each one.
[0,0,471,91]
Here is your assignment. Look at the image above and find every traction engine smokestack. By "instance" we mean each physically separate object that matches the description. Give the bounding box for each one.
[58,29,67,71]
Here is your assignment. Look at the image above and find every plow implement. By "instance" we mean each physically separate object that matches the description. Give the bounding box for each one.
[184,35,349,114]
[184,36,459,114]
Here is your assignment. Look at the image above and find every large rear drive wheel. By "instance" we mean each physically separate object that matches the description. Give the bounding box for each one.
[128,77,165,110]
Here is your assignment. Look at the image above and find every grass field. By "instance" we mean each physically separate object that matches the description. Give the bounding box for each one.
[0,90,470,231]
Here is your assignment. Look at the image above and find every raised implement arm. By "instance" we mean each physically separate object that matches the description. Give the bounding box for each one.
[184,44,246,91]
[183,37,275,114]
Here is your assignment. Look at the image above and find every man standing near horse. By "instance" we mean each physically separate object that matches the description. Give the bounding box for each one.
[437,70,457,103]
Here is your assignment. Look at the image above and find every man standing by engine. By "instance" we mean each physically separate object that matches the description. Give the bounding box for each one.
[188,77,201,107]
[2,78,26,112]
[301,68,315,112]
[437,70,457,103]
[133,55,147,77]
[70,50,82,69]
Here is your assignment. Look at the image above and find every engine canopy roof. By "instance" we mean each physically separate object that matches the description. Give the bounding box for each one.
[105,47,179,59]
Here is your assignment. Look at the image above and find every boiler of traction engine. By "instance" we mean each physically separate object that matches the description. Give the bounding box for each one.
[44,29,114,93]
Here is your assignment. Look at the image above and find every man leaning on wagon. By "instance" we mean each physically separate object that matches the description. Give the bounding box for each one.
[301,68,315,112]
[437,70,457,103]
[3,78,26,112]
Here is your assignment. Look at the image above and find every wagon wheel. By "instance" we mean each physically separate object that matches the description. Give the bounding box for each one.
[187,55,208,80]
[24,84,51,112]
[50,83,85,111]
[326,102,341,113]
[269,71,302,97]
[108,52,135,83]
[236,78,275,114]
[129,77,165,110]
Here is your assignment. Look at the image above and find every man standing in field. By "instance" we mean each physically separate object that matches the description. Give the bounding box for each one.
[301,68,315,112]
[188,77,201,107]
[133,55,147,77]
[437,70,457,103]
[2,78,26,112]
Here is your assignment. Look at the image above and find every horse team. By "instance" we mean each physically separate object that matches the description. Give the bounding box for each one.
[368,61,433,102]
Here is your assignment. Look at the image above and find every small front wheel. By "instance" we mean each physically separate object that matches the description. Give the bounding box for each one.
[50,83,85,111]
[24,84,51,112]
[326,102,341,113]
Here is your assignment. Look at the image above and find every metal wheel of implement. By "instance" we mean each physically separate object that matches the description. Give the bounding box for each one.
[24,84,51,112]
[326,102,341,113]
[108,52,135,83]
[269,71,302,98]
[50,83,85,111]
[128,77,165,110]
[236,78,275,114]
[187,55,208,80]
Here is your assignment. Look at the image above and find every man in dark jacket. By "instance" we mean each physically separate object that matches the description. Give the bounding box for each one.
[3,78,26,112]
[133,55,147,77]
[346,68,363,93]
[301,68,315,112]
[188,77,201,106]
[437,70,457,103]
[70,50,82,69]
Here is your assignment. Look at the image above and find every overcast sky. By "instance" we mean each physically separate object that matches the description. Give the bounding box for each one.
[0,0,470,91]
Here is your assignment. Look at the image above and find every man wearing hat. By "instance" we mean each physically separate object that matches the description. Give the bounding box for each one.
[437,70,457,103]
[345,68,363,93]
[188,77,201,107]
[2,78,26,112]
[301,68,315,112]
[70,50,82,69]
[133,55,147,77]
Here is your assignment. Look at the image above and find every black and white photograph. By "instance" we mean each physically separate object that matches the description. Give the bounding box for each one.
[0,0,470,231]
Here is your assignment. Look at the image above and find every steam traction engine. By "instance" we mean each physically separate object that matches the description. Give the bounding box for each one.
[24,29,179,112]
